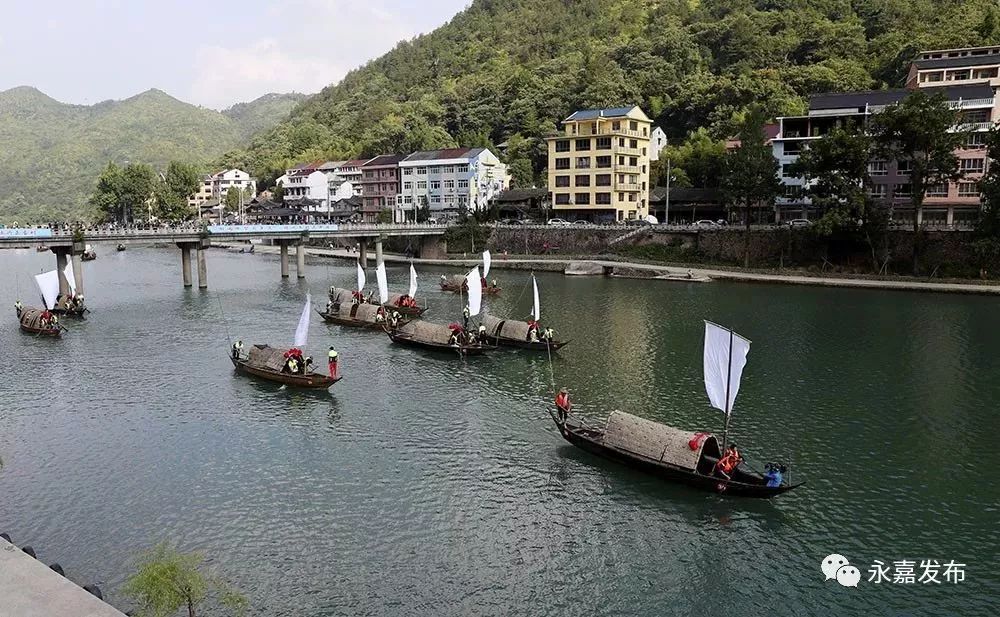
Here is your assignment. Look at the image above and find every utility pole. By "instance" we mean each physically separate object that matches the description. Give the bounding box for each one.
[665,158,671,225]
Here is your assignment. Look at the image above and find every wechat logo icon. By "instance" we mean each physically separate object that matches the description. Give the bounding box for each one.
[822,554,860,588]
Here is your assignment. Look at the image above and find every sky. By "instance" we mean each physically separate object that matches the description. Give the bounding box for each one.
[0,0,469,109]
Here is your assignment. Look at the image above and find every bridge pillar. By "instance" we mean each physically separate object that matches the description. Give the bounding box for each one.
[375,236,384,267]
[279,242,290,278]
[71,241,85,295]
[52,249,70,298]
[296,242,306,279]
[178,244,193,287]
[359,239,369,271]
[197,239,209,289]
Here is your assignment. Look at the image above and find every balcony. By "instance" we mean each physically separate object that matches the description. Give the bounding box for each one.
[613,146,642,156]
[614,165,641,174]
[949,98,995,109]
[614,181,641,191]
[954,121,993,132]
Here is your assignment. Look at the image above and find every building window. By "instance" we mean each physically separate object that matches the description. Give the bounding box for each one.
[896,160,912,175]
[596,192,612,205]
[618,138,625,147]
[555,176,570,187]
[442,166,454,174]
[444,180,455,189]
[444,195,455,204]
[555,140,570,153]
[630,121,638,131]
[575,193,590,205]
[612,121,621,131]
[967,133,987,148]
[628,193,637,202]
[630,139,638,149]
[958,182,980,197]
[596,137,611,150]
[629,157,638,166]
[555,158,571,170]
[783,185,803,199]
[576,157,591,169]
[430,181,440,190]
[555,193,571,205]
[402,168,413,176]
[431,195,442,204]
[576,139,591,151]
[618,192,625,201]
[417,181,427,189]
[404,196,413,204]
[869,161,888,176]
[894,184,912,197]
[961,158,986,173]
[458,179,469,189]
[926,184,948,197]
[783,142,801,155]
[781,163,794,178]
[403,182,412,190]
[596,156,612,168]
[595,174,611,186]
[575,175,591,187]
[417,167,427,175]
[869,184,887,199]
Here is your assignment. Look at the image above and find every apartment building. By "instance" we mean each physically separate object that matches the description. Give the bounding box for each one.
[545,106,652,222]
[360,154,405,222]
[650,126,668,162]
[773,80,993,227]
[397,148,508,221]
[278,162,329,207]
[187,169,256,208]
[334,159,369,197]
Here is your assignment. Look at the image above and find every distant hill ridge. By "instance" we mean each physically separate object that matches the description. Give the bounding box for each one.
[0,87,304,222]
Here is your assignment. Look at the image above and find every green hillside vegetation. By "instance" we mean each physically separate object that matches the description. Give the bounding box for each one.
[222,92,308,139]
[0,88,301,223]
[233,0,1000,188]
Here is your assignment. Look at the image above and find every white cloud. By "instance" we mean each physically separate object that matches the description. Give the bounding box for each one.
[189,0,418,109]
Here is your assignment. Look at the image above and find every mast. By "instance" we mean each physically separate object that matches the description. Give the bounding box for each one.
[720,327,734,453]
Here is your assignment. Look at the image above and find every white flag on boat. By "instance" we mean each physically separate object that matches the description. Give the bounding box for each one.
[703,321,751,416]
[376,262,389,305]
[294,293,311,348]
[64,261,77,295]
[34,270,60,310]
[356,261,366,293]
[532,274,540,322]
[482,250,491,279]
[408,263,418,299]
[466,266,482,317]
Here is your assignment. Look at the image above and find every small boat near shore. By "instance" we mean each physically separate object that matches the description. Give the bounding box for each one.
[440,250,501,294]
[549,321,801,498]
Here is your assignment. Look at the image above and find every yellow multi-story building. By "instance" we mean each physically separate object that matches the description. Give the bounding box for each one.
[546,106,652,222]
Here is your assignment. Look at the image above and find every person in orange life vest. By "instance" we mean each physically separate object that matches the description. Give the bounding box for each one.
[555,388,571,423]
[714,443,742,480]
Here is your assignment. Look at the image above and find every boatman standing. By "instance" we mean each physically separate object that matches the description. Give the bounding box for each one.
[463,305,470,330]
[232,340,244,360]
[328,346,339,378]
[14,299,23,318]
[555,388,571,423]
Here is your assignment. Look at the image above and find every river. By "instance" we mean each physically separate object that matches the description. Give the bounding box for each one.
[1,247,997,616]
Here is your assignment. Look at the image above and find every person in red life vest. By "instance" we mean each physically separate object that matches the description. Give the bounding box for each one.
[328,346,339,378]
[555,388,571,423]
[714,443,743,480]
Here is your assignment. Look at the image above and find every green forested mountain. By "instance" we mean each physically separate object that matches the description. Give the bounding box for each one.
[235,0,1000,187]
[0,88,301,222]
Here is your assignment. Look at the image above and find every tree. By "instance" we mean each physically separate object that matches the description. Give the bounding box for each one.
[154,161,200,221]
[272,183,285,203]
[89,162,125,221]
[870,91,965,274]
[720,109,781,267]
[89,162,157,223]
[124,543,246,617]
[973,126,1000,277]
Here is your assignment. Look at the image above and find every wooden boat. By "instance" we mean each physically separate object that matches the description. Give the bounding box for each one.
[51,295,87,318]
[81,244,97,261]
[439,274,501,295]
[116,244,126,252]
[231,345,340,389]
[36,245,49,252]
[317,302,409,330]
[481,315,568,351]
[386,320,492,356]
[328,286,426,317]
[19,307,63,337]
[549,409,801,498]
[549,321,801,498]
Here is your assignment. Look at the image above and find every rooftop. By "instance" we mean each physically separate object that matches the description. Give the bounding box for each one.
[402,148,485,162]
[317,160,347,171]
[809,83,994,110]
[361,154,406,167]
[913,53,1000,70]
[564,106,638,121]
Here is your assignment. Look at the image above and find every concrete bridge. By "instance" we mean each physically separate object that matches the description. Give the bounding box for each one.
[0,223,448,291]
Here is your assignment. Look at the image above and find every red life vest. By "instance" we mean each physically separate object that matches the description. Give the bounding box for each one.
[555,392,570,410]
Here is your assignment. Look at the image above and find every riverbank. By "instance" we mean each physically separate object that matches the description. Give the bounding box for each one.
[235,243,1000,295]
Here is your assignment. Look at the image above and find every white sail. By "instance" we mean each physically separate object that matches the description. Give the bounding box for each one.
[408,263,418,299]
[376,262,389,305]
[34,270,60,310]
[293,293,311,348]
[64,261,76,295]
[703,321,751,416]
[482,250,492,279]
[356,262,366,293]
[532,274,540,322]
[466,266,482,317]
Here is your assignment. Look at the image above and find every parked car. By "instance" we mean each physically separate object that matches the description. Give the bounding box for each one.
[787,218,812,227]
[624,219,651,226]
[572,220,591,226]
[426,217,438,225]
[693,220,720,228]
[547,218,572,226]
